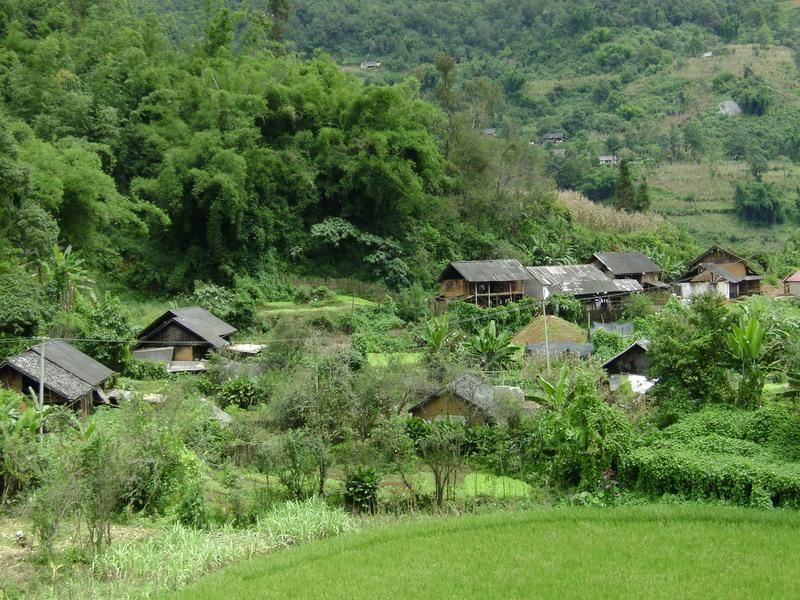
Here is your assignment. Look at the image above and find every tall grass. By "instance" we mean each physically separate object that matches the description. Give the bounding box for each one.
[558,190,665,233]
[32,499,356,600]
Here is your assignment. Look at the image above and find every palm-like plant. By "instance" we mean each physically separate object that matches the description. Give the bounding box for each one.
[531,364,571,409]
[465,320,519,371]
[40,245,93,311]
[725,316,768,408]
[420,316,457,355]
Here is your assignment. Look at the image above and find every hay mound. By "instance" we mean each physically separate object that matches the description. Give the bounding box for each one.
[512,315,587,346]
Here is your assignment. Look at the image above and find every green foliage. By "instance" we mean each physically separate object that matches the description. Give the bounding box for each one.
[344,466,380,514]
[465,320,519,371]
[622,405,800,507]
[725,316,768,408]
[734,180,785,226]
[547,294,582,324]
[77,293,134,372]
[591,329,629,363]
[216,379,261,409]
[528,365,632,490]
[648,293,733,413]
[188,281,256,331]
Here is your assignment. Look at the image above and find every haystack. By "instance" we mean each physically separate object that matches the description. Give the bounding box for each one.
[512,315,587,346]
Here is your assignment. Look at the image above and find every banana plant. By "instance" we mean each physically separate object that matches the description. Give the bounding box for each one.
[420,316,458,355]
[532,364,571,410]
[725,316,768,408]
[465,320,519,371]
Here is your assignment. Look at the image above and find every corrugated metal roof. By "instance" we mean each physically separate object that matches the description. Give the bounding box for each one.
[552,278,643,296]
[593,252,662,275]
[5,352,93,400]
[30,340,112,386]
[698,263,743,283]
[438,260,533,283]
[526,264,608,286]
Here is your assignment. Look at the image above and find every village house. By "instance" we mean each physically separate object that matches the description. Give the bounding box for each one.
[598,155,620,166]
[601,339,654,394]
[0,340,113,416]
[783,272,800,296]
[543,132,565,143]
[360,60,381,69]
[410,374,535,425]
[525,264,643,307]
[673,246,762,300]
[590,252,664,288]
[482,127,497,136]
[436,260,532,308]
[132,307,236,369]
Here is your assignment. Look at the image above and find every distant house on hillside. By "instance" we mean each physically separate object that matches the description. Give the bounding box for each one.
[591,252,664,287]
[436,260,532,308]
[673,245,762,300]
[783,272,800,296]
[0,340,113,415]
[482,127,497,136]
[524,265,643,306]
[133,307,236,366]
[543,132,565,144]
[410,374,535,425]
[598,155,620,166]
[360,60,381,69]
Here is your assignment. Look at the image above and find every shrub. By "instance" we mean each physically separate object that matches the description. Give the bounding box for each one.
[216,379,261,409]
[344,466,380,514]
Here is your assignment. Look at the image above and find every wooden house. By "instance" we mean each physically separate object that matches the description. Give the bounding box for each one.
[783,272,800,296]
[0,340,113,416]
[673,246,762,300]
[482,127,498,136]
[436,260,532,308]
[598,155,620,166]
[591,252,663,287]
[133,307,236,364]
[410,374,532,425]
[360,60,381,69]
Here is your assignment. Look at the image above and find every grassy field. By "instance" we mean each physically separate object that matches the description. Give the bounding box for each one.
[168,505,800,600]
[258,295,376,316]
[366,352,422,367]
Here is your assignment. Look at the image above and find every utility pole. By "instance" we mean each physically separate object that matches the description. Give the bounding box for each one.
[38,337,46,439]
[543,297,551,376]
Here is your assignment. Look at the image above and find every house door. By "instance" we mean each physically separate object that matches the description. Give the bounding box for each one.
[174,346,193,361]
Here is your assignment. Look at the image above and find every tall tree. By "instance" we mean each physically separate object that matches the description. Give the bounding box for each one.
[613,160,636,212]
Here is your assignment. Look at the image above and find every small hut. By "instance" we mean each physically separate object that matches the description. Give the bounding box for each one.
[133,307,236,365]
[0,340,113,415]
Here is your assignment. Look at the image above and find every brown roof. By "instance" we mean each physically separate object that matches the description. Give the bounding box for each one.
[783,272,800,283]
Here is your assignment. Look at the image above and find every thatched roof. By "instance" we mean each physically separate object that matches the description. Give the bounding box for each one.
[512,316,586,346]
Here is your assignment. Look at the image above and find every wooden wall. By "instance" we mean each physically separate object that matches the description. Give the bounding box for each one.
[411,394,487,425]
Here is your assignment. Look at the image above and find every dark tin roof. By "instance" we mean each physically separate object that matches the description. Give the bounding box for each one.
[31,339,112,386]
[601,339,650,370]
[412,374,524,418]
[438,260,533,283]
[592,252,662,275]
[3,341,113,401]
[137,307,236,347]
[525,342,594,357]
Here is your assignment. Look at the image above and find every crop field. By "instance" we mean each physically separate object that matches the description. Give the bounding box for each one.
[168,505,800,600]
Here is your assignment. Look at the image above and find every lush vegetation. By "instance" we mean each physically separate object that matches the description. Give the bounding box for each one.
[171,506,800,599]
[3,1,800,598]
